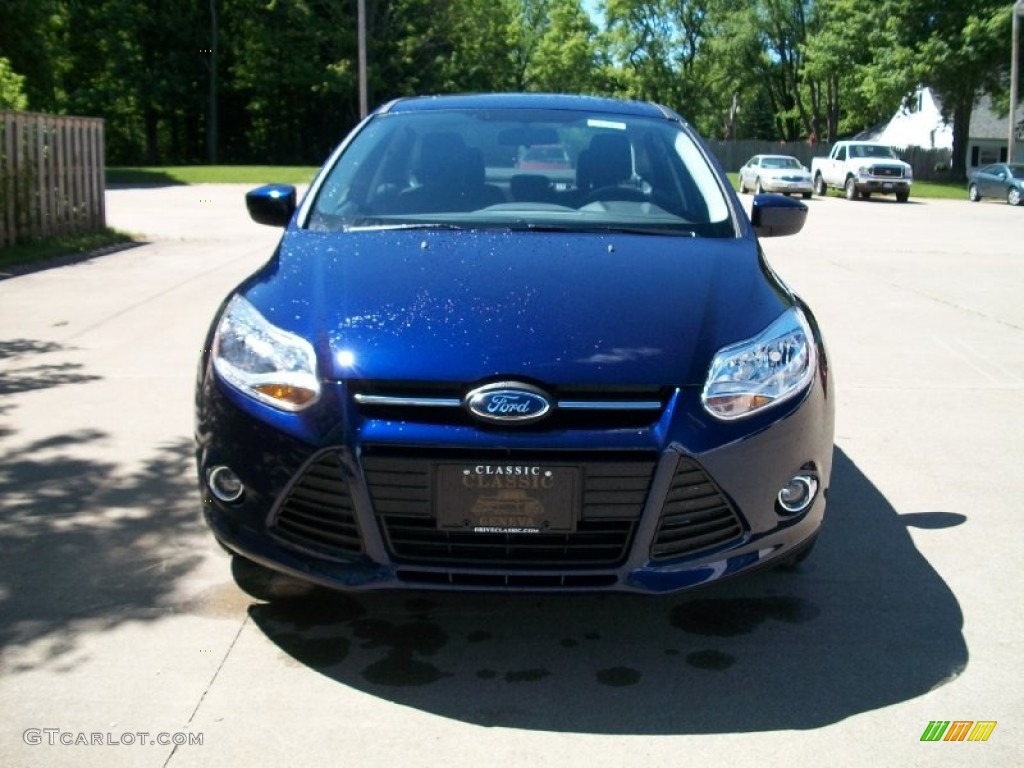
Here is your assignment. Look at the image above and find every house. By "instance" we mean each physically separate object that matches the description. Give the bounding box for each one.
[968,94,1024,169]
[854,88,952,151]
[855,87,1024,171]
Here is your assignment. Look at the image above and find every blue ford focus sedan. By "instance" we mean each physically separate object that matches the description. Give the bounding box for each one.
[195,93,834,593]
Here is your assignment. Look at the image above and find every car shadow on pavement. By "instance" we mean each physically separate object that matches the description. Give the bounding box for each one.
[244,447,968,734]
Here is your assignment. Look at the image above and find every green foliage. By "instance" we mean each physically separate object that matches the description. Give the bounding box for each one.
[106,166,318,185]
[0,57,29,110]
[2,0,1017,169]
[0,229,134,271]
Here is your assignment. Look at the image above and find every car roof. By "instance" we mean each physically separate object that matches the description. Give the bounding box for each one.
[756,154,800,161]
[378,92,678,121]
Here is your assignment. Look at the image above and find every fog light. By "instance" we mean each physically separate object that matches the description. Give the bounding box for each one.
[208,465,244,503]
[777,474,818,514]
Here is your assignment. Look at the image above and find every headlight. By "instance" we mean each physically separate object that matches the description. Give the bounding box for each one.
[212,295,320,411]
[701,307,816,420]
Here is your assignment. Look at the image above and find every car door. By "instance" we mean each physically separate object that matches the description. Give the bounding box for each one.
[978,165,1003,197]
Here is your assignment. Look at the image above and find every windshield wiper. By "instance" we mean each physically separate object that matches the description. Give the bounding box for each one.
[597,225,696,237]
[517,223,696,237]
[342,222,466,232]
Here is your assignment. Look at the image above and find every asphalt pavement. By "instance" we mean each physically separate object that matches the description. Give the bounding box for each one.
[0,184,1021,767]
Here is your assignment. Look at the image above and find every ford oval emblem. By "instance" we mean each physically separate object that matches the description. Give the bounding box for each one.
[465,382,553,424]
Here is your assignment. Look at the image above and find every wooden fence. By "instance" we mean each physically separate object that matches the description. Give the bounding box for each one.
[0,112,105,249]
[706,139,952,180]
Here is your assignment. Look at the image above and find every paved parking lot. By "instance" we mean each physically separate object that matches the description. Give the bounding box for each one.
[1,185,1021,766]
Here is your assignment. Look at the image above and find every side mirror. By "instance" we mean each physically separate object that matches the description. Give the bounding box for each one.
[246,184,297,227]
[751,194,808,238]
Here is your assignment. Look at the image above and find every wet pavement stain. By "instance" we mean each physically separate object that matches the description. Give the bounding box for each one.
[505,668,551,683]
[685,649,735,671]
[353,618,453,688]
[272,633,352,668]
[249,593,367,632]
[352,618,448,655]
[403,597,439,613]
[362,653,452,687]
[671,597,819,637]
[596,667,642,687]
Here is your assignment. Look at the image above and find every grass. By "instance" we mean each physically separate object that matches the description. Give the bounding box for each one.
[107,165,318,186]
[0,229,136,273]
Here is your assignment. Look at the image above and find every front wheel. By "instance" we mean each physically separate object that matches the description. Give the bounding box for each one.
[802,192,812,200]
[896,190,909,203]
[844,177,858,200]
[968,183,981,202]
[814,174,826,196]
[1008,187,1022,206]
[755,178,764,194]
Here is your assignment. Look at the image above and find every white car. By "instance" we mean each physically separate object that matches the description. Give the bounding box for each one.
[738,155,813,198]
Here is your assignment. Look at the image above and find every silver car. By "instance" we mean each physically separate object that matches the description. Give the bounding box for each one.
[739,155,813,198]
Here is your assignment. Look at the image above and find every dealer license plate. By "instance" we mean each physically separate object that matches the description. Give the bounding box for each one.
[435,464,579,534]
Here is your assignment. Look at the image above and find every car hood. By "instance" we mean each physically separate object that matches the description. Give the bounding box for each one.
[241,228,791,387]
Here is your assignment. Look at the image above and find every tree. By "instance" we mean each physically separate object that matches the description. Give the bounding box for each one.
[0,57,29,111]
[526,0,601,93]
[901,0,1013,179]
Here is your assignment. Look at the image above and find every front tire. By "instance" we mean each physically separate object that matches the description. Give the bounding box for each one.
[814,174,826,196]
[844,176,858,200]
[755,178,764,194]
[1008,187,1022,206]
[896,190,909,203]
[802,192,812,200]
[968,183,981,202]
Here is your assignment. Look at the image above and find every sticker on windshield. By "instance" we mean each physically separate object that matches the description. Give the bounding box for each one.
[587,119,626,130]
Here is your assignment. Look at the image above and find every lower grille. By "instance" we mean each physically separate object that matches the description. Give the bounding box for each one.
[650,457,743,560]
[269,452,363,560]
[396,570,618,588]
[364,452,655,568]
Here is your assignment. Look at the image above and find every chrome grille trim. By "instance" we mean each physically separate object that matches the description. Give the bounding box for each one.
[353,394,461,408]
[353,393,662,412]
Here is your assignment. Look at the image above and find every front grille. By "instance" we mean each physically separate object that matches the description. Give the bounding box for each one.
[396,570,618,588]
[269,452,363,560]
[364,452,655,568]
[351,382,668,430]
[650,457,743,560]
[870,165,904,178]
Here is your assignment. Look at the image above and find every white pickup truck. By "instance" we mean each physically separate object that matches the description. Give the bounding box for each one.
[811,141,913,202]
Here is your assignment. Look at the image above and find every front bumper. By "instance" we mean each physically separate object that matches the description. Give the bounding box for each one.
[196,342,834,594]
[856,177,911,194]
[762,179,813,195]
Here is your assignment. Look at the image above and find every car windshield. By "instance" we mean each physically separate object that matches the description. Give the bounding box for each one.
[762,157,802,169]
[1010,165,1024,179]
[306,107,734,238]
[850,144,899,160]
